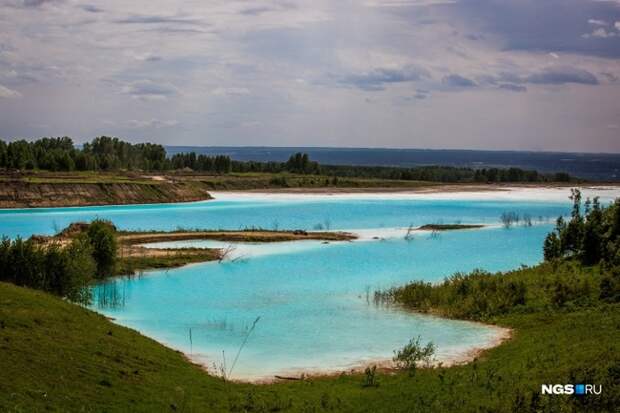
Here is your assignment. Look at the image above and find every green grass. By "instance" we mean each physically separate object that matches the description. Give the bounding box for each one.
[14,171,159,185]
[116,249,222,276]
[2,170,440,189]
[190,172,437,191]
[1,260,619,412]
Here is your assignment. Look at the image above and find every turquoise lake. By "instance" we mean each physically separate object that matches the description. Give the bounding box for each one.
[3,189,617,380]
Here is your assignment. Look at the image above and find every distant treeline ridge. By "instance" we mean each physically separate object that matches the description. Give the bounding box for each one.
[0,136,574,182]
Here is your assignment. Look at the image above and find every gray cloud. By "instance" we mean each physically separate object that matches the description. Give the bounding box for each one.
[240,6,277,16]
[6,0,61,8]
[121,80,178,100]
[79,4,103,13]
[449,0,620,58]
[498,83,526,92]
[527,66,599,85]
[116,15,203,26]
[338,66,429,91]
[0,0,618,152]
[442,74,477,88]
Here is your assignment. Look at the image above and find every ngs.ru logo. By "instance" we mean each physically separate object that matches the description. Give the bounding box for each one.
[541,384,602,395]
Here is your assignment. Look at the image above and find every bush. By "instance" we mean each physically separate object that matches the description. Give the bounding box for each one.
[393,336,435,376]
[86,220,118,278]
[362,365,378,388]
[600,267,620,303]
[0,236,95,303]
[62,235,96,302]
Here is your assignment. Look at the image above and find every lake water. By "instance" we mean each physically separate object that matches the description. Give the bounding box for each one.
[3,187,619,380]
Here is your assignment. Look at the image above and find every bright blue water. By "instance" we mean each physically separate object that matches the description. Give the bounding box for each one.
[1,196,567,238]
[1,194,576,380]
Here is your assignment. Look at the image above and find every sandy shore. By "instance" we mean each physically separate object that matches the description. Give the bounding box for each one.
[191,323,512,384]
[210,184,620,203]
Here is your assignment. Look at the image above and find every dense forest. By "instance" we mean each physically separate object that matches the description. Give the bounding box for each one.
[0,136,574,183]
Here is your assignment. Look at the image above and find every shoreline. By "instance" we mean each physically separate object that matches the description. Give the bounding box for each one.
[231,182,614,194]
[211,184,620,203]
[25,185,614,387]
[186,322,513,384]
[2,182,619,209]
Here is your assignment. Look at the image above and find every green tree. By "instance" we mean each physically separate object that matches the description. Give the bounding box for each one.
[7,140,35,169]
[86,220,118,278]
[543,232,561,261]
[582,197,603,265]
[62,235,96,302]
[0,139,7,168]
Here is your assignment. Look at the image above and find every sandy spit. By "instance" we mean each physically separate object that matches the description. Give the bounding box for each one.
[210,184,620,203]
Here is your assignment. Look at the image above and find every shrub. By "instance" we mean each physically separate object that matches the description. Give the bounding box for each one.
[0,235,95,303]
[393,336,435,376]
[362,365,378,388]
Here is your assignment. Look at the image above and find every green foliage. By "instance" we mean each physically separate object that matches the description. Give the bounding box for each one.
[285,152,319,174]
[543,231,561,261]
[0,219,122,300]
[545,191,601,263]
[0,137,578,183]
[83,136,167,171]
[599,266,620,303]
[377,268,532,320]
[544,190,620,302]
[362,365,378,387]
[393,336,435,376]
[86,220,118,278]
[0,236,95,303]
[62,235,97,302]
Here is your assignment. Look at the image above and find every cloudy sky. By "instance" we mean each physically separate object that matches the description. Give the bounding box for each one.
[1,0,619,152]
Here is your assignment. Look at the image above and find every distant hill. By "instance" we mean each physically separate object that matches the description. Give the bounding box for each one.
[166,146,620,181]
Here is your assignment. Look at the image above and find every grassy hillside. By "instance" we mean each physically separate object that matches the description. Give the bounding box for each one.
[2,261,619,412]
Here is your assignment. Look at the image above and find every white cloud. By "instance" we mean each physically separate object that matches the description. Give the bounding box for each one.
[588,19,607,26]
[582,28,616,38]
[0,84,21,98]
[616,21,620,30]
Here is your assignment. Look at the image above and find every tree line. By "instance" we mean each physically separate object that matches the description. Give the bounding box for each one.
[0,136,575,183]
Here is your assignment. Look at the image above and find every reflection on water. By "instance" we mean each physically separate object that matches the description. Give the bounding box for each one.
[95,279,129,310]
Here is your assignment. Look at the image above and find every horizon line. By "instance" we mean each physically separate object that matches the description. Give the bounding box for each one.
[163,144,620,157]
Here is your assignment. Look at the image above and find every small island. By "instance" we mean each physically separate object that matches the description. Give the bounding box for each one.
[34,222,356,276]
[417,224,485,231]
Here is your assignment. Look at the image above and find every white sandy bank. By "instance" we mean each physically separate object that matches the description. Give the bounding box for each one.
[209,185,620,203]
